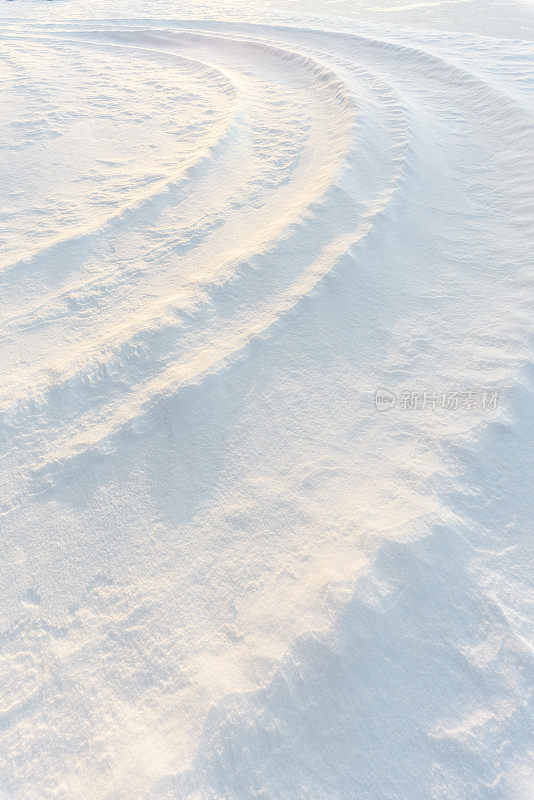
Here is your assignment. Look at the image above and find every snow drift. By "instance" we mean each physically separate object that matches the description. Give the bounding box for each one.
[0,12,532,800]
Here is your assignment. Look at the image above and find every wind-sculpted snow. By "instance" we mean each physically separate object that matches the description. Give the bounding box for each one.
[0,16,532,800]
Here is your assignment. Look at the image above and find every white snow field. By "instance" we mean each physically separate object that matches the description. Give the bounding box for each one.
[0,1,533,798]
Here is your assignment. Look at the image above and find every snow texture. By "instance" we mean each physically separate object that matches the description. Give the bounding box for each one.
[0,2,532,798]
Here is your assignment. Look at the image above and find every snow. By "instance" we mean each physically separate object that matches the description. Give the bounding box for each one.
[0,2,532,798]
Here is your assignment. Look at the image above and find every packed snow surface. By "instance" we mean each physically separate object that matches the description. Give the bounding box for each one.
[0,3,533,798]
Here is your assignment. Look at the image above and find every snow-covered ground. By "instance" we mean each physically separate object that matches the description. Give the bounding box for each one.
[0,1,533,798]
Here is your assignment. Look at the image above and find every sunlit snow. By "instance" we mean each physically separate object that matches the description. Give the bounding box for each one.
[0,1,532,798]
